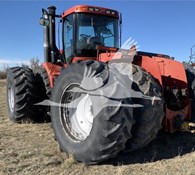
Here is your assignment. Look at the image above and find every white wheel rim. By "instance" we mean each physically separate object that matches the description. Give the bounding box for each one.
[8,83,15,112]
[60,84,94,141]
[70,94,93,140]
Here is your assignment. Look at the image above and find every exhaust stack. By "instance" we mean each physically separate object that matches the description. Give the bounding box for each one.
[40,6,59,63]
[48,6,59,63]
[40,9,51,62]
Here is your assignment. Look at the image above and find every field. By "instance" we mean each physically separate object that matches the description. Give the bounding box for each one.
[0,79,195,175]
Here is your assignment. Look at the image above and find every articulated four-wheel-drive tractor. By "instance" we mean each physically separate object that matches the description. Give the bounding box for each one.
[6,5,195,164]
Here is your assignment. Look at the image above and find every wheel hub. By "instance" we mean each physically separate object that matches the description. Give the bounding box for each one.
[60,84,94,142]
[70,94,93,140]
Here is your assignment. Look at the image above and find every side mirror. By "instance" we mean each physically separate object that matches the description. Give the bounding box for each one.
[39,17,49,26]
[40,8,49,26]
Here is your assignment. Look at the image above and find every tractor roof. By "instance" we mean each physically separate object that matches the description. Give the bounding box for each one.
[62,4,119,19]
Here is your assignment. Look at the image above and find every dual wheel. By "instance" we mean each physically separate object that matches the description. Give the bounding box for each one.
[7,67,50,123]
[50,60,164,164]
[6,61,164,164]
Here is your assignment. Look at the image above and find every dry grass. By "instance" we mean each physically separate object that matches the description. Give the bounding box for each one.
[1,79,195,175]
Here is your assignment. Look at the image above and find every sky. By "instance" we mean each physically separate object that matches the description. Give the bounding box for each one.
[0,0,195,69]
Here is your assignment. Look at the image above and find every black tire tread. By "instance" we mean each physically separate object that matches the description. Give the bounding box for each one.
[36,67,51,99]
[34,67,51,121]
[51,60,135,164]
[7,67,38,122]
[124,64,164,151]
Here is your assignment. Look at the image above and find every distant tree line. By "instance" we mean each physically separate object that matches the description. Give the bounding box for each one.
[0,57,40,79]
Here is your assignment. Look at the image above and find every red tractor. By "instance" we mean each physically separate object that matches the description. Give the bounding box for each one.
[6,5,195,164]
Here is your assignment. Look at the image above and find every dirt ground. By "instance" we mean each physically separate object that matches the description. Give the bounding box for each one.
[0,79,195,175]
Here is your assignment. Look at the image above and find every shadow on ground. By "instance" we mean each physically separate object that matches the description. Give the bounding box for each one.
[104,131,195,165]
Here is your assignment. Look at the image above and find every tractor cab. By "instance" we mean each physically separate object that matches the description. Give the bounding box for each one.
[62,5,121,62]
[40,5,121,64]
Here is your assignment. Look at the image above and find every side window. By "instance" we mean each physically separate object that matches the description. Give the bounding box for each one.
[64,15,74,61]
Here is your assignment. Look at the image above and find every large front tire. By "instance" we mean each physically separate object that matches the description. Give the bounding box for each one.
[50,61,134,164]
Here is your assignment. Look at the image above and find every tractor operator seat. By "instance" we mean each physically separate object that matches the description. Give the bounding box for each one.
[77,35,104,50]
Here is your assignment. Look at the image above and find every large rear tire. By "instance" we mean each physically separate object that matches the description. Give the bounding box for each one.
[6,67,39,122]
[35,67,51,120]
[36,67,51,99]
[50,60,135,164]
[112,63,164,151]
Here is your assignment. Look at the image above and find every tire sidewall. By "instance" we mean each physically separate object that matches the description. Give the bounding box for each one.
[6,69,16,121]
[51,64,112,161]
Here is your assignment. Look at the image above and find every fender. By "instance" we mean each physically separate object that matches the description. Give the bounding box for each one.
[42,62,66,87]
[133,55,163,86]
[134,55,191,132]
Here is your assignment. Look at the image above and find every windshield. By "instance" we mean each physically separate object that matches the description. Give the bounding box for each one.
[76,13,119,57]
